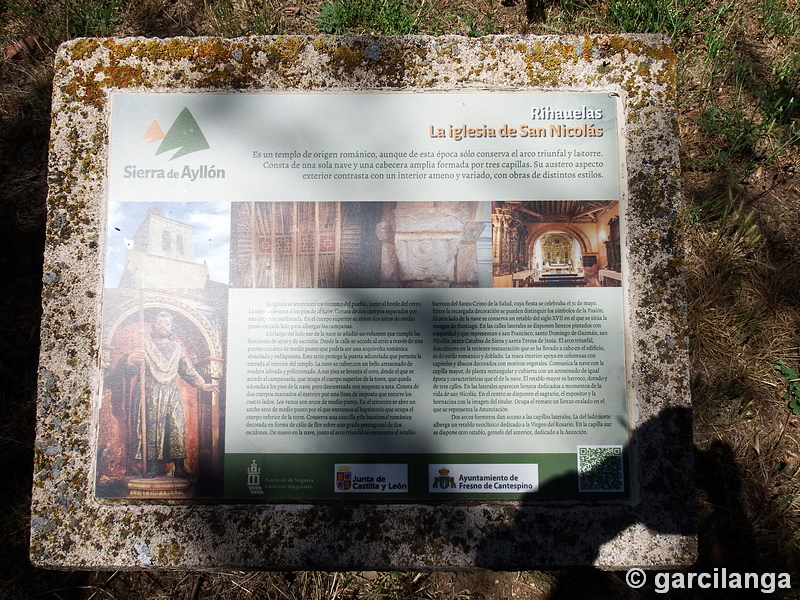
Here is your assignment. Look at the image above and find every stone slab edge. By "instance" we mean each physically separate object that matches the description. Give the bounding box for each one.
[32,34,695,570]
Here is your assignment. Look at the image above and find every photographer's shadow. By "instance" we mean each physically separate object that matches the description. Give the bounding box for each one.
[475,406,697,596]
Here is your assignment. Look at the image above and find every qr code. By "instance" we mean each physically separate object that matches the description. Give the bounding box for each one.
[577,446,624,492]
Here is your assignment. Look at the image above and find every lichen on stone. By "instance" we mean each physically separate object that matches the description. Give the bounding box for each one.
[33,34,693,571]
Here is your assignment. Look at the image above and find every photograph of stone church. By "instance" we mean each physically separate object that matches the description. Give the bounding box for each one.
[97,205,229,499]
[490,200,622,288]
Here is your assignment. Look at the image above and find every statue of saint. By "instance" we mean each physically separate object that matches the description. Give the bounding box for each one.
[127,311,217,479]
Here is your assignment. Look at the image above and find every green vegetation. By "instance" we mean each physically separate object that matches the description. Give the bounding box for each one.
[2,0,123,43]
[317,0,423,35]
[315,0,500,36]
[605,0,700,37]
[775,360,800,414]
[209,0,285,36]
[61,0,124,37]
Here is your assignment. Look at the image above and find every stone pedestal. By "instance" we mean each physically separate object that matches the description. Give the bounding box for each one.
[125,476,193,499]
[32,35,694,571]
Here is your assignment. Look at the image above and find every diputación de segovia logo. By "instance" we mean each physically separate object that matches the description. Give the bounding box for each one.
[247,460,264,495]
[123,107,225,181]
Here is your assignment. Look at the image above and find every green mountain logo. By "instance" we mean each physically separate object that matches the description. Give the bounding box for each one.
[143,107,210,160]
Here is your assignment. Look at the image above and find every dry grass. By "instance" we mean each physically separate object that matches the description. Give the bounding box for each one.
[4,0,800,598]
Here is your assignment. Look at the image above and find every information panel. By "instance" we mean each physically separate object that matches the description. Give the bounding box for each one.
[97,92,629,501]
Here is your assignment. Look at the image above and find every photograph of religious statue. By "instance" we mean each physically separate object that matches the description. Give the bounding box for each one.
[127,310,218,478]
[96,203,229,499]
[490,200,623,288]
[229,201,493,288]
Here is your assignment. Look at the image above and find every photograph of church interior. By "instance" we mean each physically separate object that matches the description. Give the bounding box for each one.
[230,201,494,288]
[491,200,622,288]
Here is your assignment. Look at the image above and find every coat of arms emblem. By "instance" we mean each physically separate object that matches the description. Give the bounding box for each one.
[336,465,352,491]
[433,467,456,490]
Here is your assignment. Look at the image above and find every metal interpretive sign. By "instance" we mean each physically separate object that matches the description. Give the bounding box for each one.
[97,91,629,501]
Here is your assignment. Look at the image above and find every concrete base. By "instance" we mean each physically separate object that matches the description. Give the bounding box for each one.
[32,34,694,569]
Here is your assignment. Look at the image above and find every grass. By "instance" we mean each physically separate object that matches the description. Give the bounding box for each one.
[317,0,420,35]
[314,0,502,36]
[4,0,800,597]
[3,0,123,43]
[209,0,286,36]
[606,0,701,37]
[702,2,736,62]
[760,0,800,36]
